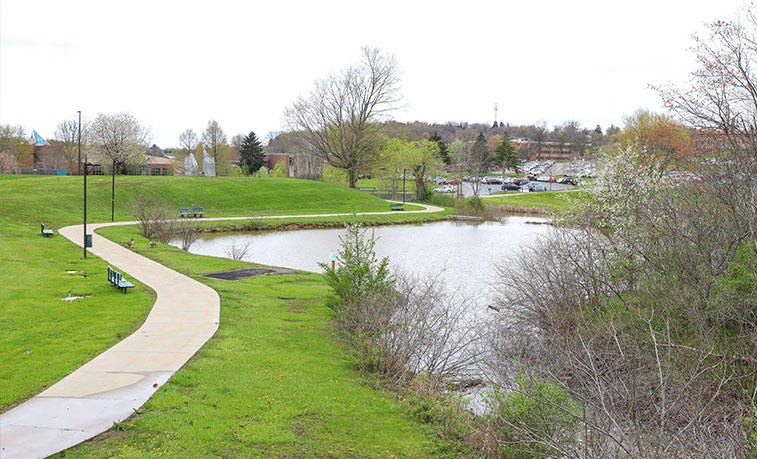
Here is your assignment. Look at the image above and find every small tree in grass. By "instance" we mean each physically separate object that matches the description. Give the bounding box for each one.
[320,222,393,317]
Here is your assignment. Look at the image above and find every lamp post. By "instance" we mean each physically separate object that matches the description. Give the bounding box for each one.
[83,160,88,260]
[377,167,384,211]
[402,168,407,205]
[111,159,117,222]
[77,111,81,176]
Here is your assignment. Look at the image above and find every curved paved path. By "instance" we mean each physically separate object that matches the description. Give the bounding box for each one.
[0,203,443,458]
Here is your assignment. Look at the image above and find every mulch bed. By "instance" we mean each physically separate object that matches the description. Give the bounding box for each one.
[202,267,295,281]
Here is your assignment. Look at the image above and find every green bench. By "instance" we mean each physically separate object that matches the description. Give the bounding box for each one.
[390,204,404,211]
[179,207,205,218]
[41,223,54,237]
[108,266,135,293]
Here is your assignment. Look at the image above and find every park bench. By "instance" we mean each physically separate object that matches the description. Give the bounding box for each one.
[108,266,135,293]
[179,207,205,218]
[41,223,54,237]
[390,203,404,211]
[357,187,377,192]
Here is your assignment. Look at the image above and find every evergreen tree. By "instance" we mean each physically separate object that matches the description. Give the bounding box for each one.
[495,132,519,177]
[428,131,450,165]
[240,131,265,175]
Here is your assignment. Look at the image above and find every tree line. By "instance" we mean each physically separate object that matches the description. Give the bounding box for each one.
[0,116,271,177]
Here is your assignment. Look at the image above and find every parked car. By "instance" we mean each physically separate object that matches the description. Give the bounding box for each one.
[445,178,461,185]
[529,184,547,192]
[433,185,456,193]
[502,183,520,191]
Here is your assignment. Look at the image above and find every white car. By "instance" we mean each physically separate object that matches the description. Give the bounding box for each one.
[433,185,456,193]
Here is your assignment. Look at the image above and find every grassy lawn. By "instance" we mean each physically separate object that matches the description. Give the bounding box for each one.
[0,176,450,410]
[0,175,417,225]
[0,175,452,456]
[481,191,584,212]
[64,225,439,457]
[0,222,154,410]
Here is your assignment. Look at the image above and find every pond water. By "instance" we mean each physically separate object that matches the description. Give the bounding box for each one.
[174,216,551,313]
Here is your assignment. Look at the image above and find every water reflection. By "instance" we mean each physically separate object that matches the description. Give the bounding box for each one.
[175,216,551,311]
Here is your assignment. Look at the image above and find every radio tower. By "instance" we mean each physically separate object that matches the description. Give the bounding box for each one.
[494,103,498,126]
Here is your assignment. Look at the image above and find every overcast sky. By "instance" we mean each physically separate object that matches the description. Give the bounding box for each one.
[0,0,747,147]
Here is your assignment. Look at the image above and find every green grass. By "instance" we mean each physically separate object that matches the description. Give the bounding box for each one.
[64,225,438,457]
[0,175,422,226]
[0,176,451,410]
[0,175,452,456]
[481,191,585,212]
[0,228,153,409]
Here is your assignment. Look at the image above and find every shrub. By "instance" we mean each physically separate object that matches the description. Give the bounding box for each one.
[320,222,393,315]
[486,373,580,458]
[131,193,173,240]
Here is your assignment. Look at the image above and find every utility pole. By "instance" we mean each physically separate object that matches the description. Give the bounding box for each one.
[494,103,498,126]
[77,111,81,176]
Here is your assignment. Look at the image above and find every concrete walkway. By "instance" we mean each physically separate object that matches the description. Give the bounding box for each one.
[0,203,443,458]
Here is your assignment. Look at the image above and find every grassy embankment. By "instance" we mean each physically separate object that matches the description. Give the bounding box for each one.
[480,191,584,212]
[0,174,567,456]
[67,224,441,457]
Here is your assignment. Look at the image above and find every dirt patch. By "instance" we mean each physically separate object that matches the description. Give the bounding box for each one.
[285,299,309,313]
[203,267,295,281]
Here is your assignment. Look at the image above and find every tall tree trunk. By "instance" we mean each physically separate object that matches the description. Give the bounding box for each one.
[415,175,425,201]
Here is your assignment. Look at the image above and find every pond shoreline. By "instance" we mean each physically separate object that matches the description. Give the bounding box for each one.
[202,208,549,234]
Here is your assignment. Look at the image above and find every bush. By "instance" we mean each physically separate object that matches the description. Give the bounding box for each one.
[486,373,580,458]
[405,374,475,455]
[131,193,173,240]
[320,222,393,314]
[320,223,478,385]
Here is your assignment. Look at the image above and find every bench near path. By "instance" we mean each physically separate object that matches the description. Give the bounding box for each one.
[0,202,443,459]
[0,221,221,459]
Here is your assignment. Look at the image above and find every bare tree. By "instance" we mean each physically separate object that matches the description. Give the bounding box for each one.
[484,146,757,457]
[655,8,757,150]
[467,132,494,205]
[179,128,198,159]
[53,118,86,173]
[201,120,231,175]
[225,240,253,261]
[131,193,174,240]
[527,121,548,160]
[284,46,402,188]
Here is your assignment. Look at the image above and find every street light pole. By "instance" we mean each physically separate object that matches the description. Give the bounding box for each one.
[377,168,382,211]
[77,111,81,176]
[111,159,116,222]
[403,168,407,205]
[83,161,88,260]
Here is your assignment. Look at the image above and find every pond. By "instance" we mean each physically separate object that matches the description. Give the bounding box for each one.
[173,216,551,313]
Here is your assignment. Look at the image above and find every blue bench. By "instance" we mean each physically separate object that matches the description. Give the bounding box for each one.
[389,204,404,211]
[108,266,135,293]
[179,207,205,218]
[41,223,54,237]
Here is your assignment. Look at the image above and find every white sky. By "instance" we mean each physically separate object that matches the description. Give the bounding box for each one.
[0,0,747,147]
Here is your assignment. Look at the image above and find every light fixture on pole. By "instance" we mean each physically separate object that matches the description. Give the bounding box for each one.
[83,160,88,260]
[377,167,384,211]
[77,111,81,176]
[402,168,407,205]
